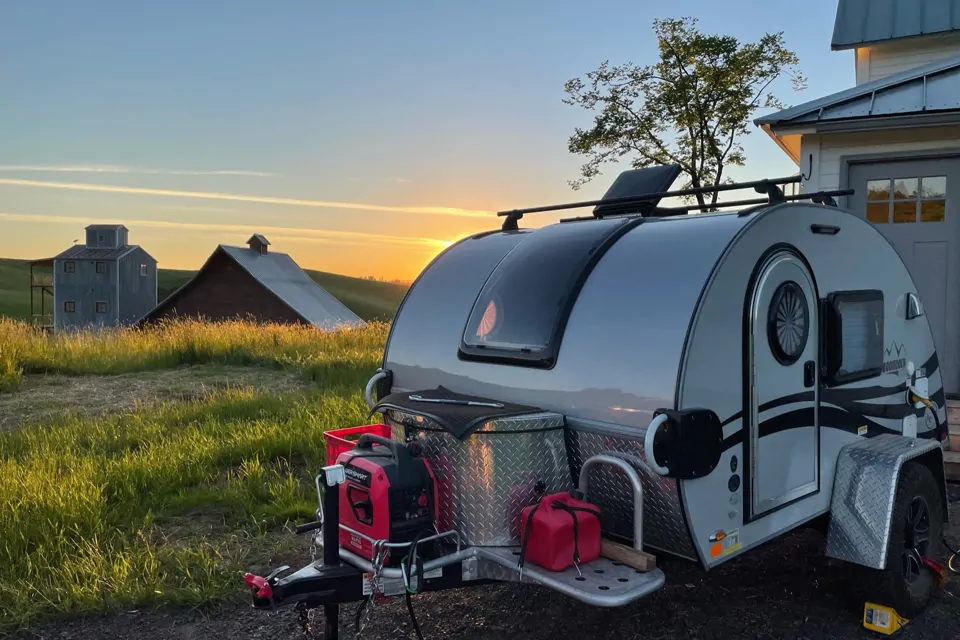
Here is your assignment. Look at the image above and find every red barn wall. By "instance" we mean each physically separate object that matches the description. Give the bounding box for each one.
[146,250,305,325]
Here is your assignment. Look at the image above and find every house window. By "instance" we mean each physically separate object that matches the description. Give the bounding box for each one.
[64,301,75,313]
[96,261,107,274]
[865,176,946,224]
[823,290,884,386]
[98,234,105,244]
[95,301,108,314]
[63,261,76,273]
[140,264,148,276]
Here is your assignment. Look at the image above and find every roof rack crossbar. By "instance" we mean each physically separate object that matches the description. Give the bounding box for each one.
[497,174,803,220]
[556,189,854,223]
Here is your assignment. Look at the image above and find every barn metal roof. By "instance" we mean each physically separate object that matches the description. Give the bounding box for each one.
[832,0,960,50]
[53,244,141,261]
[220,244,367,329]
[755,52,960,130]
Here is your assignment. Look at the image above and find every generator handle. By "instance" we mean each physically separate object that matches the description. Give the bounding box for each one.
[356,433,403,453]
[578,453,645,552]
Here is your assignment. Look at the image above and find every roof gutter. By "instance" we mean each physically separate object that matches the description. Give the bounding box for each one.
[769,110,960,136]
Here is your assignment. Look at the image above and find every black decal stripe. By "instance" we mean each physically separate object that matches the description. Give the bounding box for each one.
[720,382,912,428]
[720,405,936,452]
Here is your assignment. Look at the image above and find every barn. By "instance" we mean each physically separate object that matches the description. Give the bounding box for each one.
[755,0,960,396]
[139,234,366,329]
[30,224,158,332]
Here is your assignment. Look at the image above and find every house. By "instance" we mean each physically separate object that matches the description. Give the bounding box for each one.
[755,0,960,395]
[139,234,367,329]
[35,224,158,331]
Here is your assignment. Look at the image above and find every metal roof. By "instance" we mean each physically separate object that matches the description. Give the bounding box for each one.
[85,224,128,230]
[220,245,367,329]
[754,52,960,129]
[832,0,960,50]
[53,244,140,261]
[248,233,270,246]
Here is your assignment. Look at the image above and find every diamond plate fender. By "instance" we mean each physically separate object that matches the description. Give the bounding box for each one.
[825,434,946,569]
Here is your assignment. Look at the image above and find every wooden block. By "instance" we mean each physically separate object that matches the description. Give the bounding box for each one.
[600,539,656,572]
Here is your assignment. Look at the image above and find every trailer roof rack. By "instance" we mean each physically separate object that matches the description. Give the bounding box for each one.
[498,164,854,231]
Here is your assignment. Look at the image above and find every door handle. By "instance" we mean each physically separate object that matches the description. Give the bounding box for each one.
[803,361,816,388]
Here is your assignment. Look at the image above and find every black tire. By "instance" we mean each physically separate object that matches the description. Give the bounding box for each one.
[854,461,944,618]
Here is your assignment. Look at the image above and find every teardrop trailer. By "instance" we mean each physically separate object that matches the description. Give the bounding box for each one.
[243,164,953,638]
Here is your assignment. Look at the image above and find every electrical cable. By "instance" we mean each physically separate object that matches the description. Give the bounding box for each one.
[400,528,430,640]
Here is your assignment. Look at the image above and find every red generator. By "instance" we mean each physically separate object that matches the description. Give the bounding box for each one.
[335,434,437,565]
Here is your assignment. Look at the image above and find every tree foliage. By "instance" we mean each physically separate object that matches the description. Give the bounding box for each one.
[563,17,806,210]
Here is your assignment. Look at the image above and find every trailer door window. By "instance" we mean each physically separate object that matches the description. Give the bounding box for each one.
[459,217,633,367]
[823,290,884,385]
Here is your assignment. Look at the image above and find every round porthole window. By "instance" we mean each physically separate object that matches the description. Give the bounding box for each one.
[767,281,809,365]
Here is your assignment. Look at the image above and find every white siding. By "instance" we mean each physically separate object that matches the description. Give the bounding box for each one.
[800,126,960,196]
[857,33,960,84]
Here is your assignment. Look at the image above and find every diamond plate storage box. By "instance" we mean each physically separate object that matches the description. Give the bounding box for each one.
[372,387,572,547]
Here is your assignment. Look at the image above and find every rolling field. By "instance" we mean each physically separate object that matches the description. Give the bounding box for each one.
[0,258,408,323]
[2,318,960,639]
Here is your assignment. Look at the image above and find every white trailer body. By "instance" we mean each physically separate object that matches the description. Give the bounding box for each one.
[379,168,949,600]
[247,165,951,635]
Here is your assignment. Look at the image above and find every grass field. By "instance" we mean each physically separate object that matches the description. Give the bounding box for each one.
[0,258,409,323]
[0,317,388,633]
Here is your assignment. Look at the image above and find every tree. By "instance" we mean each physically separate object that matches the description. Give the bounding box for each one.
[563,17,806,211]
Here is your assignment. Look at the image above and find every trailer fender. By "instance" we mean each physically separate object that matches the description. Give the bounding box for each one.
[824,433,947,569]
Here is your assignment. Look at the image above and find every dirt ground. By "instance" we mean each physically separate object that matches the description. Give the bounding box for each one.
[0,365,313,430]
[16,502,960,640]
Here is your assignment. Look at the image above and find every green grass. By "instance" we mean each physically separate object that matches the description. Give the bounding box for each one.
[0,318,390,631]
[0,258,409,323]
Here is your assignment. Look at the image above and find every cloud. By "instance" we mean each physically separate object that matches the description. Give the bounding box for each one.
[387,177,412,183]
[0,212,454,251]
[158,204,238,213]
[0,164,278,177]
[0,178,493,218]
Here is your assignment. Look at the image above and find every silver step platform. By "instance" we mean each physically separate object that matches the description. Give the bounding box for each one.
[474,547,665,607]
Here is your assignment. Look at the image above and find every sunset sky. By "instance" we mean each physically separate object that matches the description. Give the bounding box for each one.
[1,0,854,281]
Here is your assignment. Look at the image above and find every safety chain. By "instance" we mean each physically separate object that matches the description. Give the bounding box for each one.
[354,544,389,638]
[296,601,313,637]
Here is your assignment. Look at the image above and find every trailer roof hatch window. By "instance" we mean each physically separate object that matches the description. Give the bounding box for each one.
[459,217,633,368]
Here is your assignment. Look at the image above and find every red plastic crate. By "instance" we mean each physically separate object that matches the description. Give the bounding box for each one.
[324,423,392,464]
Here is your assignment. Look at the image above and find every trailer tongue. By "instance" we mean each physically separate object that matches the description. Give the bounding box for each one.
[244,389,669,638]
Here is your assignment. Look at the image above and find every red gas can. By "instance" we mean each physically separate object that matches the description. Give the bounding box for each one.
[518,491,601,573]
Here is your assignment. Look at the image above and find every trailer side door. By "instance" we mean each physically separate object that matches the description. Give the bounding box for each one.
[746,248,820,520]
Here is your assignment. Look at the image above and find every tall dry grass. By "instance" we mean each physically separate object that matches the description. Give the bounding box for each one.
[0,318,389,631]
[0,317,389,391]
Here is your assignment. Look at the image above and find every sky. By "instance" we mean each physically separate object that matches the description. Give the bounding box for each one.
[0,0,855,281]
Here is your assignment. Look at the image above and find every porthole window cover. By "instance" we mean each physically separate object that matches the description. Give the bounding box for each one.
[768,281,809,365]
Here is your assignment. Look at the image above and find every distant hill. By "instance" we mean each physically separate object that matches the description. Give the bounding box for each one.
[0,258,408,323]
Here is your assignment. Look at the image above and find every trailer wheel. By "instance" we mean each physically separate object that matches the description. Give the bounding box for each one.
[856,461,944,619]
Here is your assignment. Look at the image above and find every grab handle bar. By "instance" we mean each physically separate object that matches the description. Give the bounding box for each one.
[578,453,645,551]
[643,413,670,476]
[364,369,389,409]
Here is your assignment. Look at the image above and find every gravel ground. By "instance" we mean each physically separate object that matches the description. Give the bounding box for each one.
[17,502,960,640]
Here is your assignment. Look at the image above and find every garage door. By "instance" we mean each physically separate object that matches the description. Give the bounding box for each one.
[848,158,959,394]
